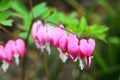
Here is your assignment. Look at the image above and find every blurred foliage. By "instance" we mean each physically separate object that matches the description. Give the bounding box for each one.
[11,0,108,43]
[0,0,13,26]
[0,0,120,80]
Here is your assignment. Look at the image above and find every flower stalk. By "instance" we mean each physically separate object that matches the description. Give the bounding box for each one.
[21,0,34,80]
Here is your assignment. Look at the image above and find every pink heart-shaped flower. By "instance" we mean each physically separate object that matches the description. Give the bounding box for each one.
[68,33,79,59]
[79,39,95,56]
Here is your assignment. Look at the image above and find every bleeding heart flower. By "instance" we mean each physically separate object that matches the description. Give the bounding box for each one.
[0,39,25,72]
[31,20,96,70]
[67,33,79,60]
[0,44,13,72]
[5,39,26,66]
[52,26,65,48]
[79,39,95,56]
[79,39,95,67]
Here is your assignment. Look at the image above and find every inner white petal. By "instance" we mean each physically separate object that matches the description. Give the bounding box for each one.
[40,45,46,52]
[35,42,46,52]
[46,43,51,55]
[14,54,20,66]
[73,58,78,62]
[1,60,9,72]
[88,56,94,67]
[79,59,84,70]
[35,42,41,49]
[58,48,68,63]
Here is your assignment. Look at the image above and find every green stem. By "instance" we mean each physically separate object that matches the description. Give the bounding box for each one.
[30,48,57,80]
[49,59,63,80]
[43,52,49,80]
[21,0,34,80]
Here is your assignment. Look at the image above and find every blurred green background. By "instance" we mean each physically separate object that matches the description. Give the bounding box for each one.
[0,0,120,80]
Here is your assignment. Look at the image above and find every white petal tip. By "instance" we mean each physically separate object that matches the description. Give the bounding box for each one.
[35,42,41,49]
[59,54,68,63]
[40,45,46,52]
[79,60,84,70]
[59,51,68,63]
[73,58,78,62]
[14,54,20,66]
[46,43,51,55]
[1,60,9,72]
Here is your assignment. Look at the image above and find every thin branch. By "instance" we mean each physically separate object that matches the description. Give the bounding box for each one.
[29,0,34,19]
[42,19,80,38]
[25,0,34,43]
[0,24,17,39]
[45,19,89,39]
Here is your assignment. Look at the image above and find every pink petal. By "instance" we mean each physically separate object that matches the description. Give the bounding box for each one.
[45,24,54,44]
[80,39,95,56]
[52,27,65,47]
[15,39,26,57]
[59,35,68,53]
[3,47,13,64]
[37,26,46,45]
[68,33,79,59]
[6,40,17,54]
[0,45,4,61]
[88,39,95,55]
[32,21,43,40]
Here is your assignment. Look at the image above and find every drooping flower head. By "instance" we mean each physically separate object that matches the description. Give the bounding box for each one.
[31,20,96,70]
[79,39,95,67]
[0,39,26,72]
[67,33,80,60]
[52,25,66,48]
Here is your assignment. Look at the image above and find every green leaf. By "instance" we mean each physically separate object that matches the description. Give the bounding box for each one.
[12,11,32,31]
[108,37,120,45]
[47,10,59,22]
[66,25,77,34]
[11,0,28,15]
[19,32,28,39]
[12,12,32,31]
[78,16,88,35]
[95,33,106,42]
[0,11,11,21]
[91,25,109,33]
[31,2,48,18]
[80,16,87,27]
[88,24,109,42]
[67,12,77,19]
[58,12,66,23]
[0,0,12,11]
[18,15,32,31]
[0,19,13,26]
[11,13,23,18]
